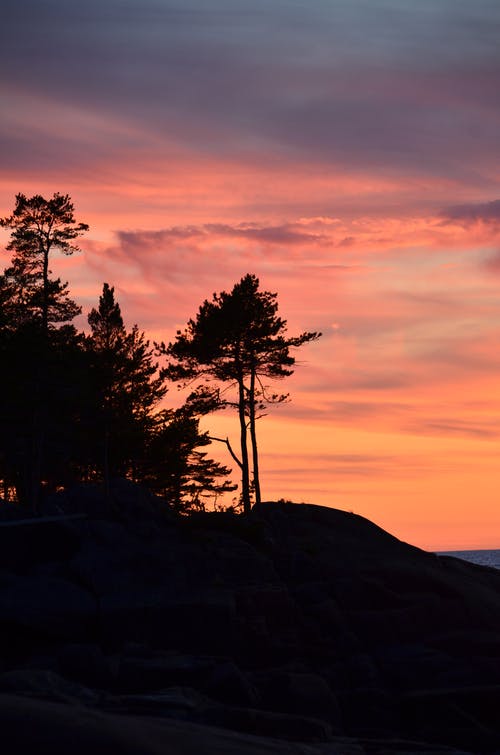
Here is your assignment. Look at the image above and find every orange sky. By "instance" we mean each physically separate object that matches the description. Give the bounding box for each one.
[1,0,500,550]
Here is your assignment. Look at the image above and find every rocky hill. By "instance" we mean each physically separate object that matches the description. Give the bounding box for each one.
[1,482,499,754]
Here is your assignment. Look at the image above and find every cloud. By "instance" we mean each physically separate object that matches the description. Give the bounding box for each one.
[483,250,500,274]
[279,394,500,441]
[204,223,327,245]
[78,221,353,338]
[2,0,500,189]
[106,213,490,279]
[406,418,500,439]
[442,199,500,225]
[105,222,348,283]
[263,452,424,479]
[116,223,327,247]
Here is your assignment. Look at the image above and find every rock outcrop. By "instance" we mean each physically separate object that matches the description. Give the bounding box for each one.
[0,486,499,753]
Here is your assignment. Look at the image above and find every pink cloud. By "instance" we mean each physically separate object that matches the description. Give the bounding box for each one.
[442,199,500,226]
[483,250,500,274]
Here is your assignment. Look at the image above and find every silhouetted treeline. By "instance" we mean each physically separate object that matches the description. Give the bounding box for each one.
[0,193,234,511]
[0,193,320,513]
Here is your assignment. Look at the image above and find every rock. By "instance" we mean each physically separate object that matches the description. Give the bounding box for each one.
[0,669,100,705]
[235,585,299,664]
[57,643,117,689]
[110,686,334,744]
[0,517,82,571]
[400,685,500,753]
[0,573,96,652]
[0,693,367,754]
[117,654,217,693]
[201,703,334,743]
[204,660,258,707]
[42,479,169,523]
[254,669,340,725]
[0,495,499,752]
[115,685,206,715]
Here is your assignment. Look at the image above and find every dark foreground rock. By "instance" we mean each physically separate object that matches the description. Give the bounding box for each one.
[0,488,499,753]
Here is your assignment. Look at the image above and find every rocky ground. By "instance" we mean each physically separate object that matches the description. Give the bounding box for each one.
[1,481,499,754]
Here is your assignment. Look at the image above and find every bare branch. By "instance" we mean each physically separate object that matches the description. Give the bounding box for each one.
[208,435,243,469]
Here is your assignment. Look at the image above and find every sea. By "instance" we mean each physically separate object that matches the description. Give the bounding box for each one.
[437,549,500,570]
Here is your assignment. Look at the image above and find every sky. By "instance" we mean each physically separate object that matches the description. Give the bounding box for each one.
[1,0,500,550]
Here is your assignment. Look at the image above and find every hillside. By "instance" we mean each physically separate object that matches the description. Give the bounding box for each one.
[1,484,499,753]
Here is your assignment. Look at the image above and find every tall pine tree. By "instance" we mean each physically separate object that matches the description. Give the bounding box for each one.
[160,274,320,513]
[85,283,166,490]
[0,193,88,509]
[0,192,88,333]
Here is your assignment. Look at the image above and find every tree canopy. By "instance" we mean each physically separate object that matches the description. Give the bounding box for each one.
[160,274,321,513]
[84,283,167,489]
[0,193,88,333]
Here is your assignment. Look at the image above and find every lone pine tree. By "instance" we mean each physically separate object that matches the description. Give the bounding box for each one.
[0,192,88,333]
[160,274,320,513]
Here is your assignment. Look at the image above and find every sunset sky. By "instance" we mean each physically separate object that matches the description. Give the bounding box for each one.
[2,0,500,550]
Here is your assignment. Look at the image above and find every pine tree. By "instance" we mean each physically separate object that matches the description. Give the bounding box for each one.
[85,283,166,489]
[0,193,88,509]
[143,408,236,512]
[159,274,320,513]
[0,192,88,333]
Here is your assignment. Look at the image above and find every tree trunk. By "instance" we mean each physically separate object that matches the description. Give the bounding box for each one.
[103,423,111,504]
[248,366,261,506]
[30,404,44,515]
[37,248,50,513]
[237,373,251,514]
[29,358,48,515]
[42,246,49,335]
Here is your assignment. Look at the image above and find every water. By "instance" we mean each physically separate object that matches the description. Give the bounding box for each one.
[437,548,500,570]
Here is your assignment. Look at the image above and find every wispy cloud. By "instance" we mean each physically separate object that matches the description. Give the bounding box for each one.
[118,222,327,248]
[442,199,500,226]
[405,418,500,440]
[2,0,500,192]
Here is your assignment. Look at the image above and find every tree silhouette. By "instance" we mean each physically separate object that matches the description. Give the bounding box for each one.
[85,283,166,492]
[1,198,322,514]
[0,193,88,333]
[143,407,236,512]
[0,193,88,510]
[0,311,87,505]
[160,274,320,513]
